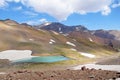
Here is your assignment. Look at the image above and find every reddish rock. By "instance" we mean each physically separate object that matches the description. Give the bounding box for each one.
[81,66,86,71]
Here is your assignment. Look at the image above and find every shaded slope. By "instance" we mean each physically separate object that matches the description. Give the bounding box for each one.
[38,22,120,50]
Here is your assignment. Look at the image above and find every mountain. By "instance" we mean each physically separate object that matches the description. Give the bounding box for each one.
[37,22,88,34]
[0,19,119,62]
[109,30,120,41]
[91,30,120,50]
[38,22,120,41]
[0,19,19,26]
[36,22,120,50]
[92,30,120,41]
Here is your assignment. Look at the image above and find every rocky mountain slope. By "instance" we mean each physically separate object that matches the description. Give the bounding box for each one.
[37,22,120,51]
[38,22,88,34]
[38,22,120,42]
[0,19,119,61]
[92,30,120,41]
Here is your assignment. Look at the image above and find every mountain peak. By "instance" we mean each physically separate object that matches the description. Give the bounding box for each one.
[1,19,18,26]
[73,25,88,31]
[37,22,88,33]
[42,22,52,26]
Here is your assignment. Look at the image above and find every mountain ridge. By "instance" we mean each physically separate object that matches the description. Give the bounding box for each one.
[36,21,120,51]
[0,19,120,54]
[0,19,120,65]
[35,22,120,42]
[36,22,88,34]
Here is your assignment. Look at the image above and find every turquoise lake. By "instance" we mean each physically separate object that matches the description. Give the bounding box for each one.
[14,56,69,63]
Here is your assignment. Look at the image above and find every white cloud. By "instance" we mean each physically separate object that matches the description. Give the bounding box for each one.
[20,0,112,21]
[13,0,20,3]
[0,0,20,8]
[26,20,37,25]
[25,18,48,25]
[13,6,22,10]
[112,3,120,8]
[22,0,73,21]
[6,0,20,3]
[0,0,114,20]
[0,0,7,8]
[39,18,48,23]
[101,6,111,15]
[23,11,38,17]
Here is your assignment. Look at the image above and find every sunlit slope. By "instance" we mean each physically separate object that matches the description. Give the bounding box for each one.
[0,20,116,60]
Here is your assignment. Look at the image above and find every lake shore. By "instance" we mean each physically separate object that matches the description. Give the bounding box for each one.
[0,51,120,79]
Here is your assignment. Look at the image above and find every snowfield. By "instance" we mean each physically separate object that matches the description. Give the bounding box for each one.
[29,38,34,41]
[72,64,120,72]
[50,39,56,43]
[44,22,51,26]
[79,52,96,58]
[0,72,6,75]
[66,41,76,47]
[52,31,59,35]
[70,48,77,51]
[88,37,93,42]
[49,39,56,44]
[0,50,35,61]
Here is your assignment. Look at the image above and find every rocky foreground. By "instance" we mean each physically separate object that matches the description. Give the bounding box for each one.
[0,66,120,80]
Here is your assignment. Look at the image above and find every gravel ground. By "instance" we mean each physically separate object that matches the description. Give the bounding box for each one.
[96,56,120,65]
[0,53,120,80]
[0,67,120,80]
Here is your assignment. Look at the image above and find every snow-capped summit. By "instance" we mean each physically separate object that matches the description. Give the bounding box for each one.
[43,22,52,26]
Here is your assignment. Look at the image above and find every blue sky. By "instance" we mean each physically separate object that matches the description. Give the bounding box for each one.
[0,0,120,30]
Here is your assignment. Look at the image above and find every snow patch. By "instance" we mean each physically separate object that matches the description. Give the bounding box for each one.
[63,34,69,36]
[44,22,51,26]
[75,27,80,31]
[72,64,120,72]
[29,39,34,41]
[79,52,95,58]
[88,38,93,42]
[49,42,53,44]
[109,78,120,80]
[71,48,77,51]
[50,39,56,43]
[52,31,59,35]
[66,42,76,47]
[59,32,63,33]
[0,50,35,61]
[59,27,63,33]
[0,72,6,75]
[49,39,56,44]
[59,27,61,32]
[114,78,120,80]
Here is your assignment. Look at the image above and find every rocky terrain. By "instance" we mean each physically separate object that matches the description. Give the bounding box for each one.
[0,19,120,80]
[0,66,120,80]
[1,54,120,80]
[38,22,120,50]
[96,54,120,65]
[0,19,118,62]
